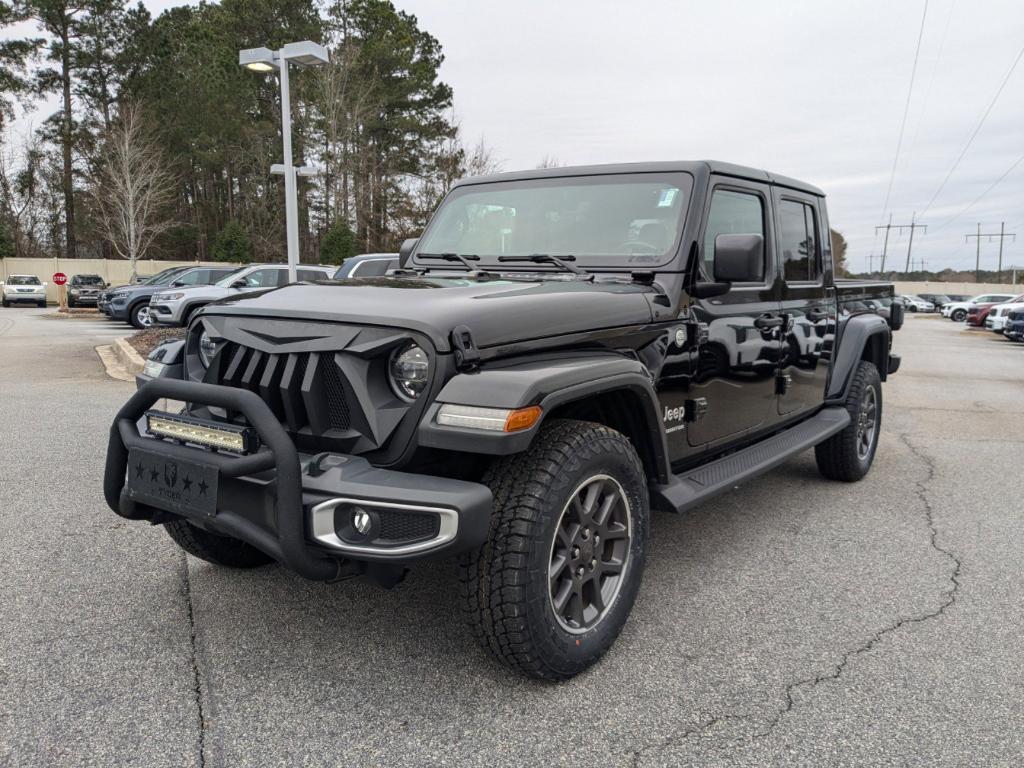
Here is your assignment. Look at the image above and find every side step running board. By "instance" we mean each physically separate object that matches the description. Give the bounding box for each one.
[650,406,850,514]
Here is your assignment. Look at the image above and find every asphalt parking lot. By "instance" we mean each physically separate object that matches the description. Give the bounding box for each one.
[2,308,1023,767]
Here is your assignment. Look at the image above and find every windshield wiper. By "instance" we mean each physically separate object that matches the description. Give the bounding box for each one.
[417,252,485,271]
[497,253,588,276]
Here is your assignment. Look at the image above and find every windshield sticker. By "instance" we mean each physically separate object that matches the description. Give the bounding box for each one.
[657,189,678,207]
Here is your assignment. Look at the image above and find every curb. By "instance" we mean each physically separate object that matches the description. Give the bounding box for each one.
[113,337,145,375]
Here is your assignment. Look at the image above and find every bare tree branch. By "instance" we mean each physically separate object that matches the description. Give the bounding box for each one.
[89,101,176,278]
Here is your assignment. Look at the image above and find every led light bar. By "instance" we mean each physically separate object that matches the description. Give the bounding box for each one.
[146,411,257,454]
[436,404,542,433]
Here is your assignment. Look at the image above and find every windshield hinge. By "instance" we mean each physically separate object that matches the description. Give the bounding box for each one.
[451,325,481,371]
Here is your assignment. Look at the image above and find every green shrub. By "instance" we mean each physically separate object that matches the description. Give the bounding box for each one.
[320,220,357,266]
[211,221,253,263]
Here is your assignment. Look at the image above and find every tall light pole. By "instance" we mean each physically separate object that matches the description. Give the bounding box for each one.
[239,41,329,282]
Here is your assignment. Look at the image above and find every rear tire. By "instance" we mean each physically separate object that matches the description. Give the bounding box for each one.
[459,420,649,680]
[815,360,881,482]
[164,518,273,568]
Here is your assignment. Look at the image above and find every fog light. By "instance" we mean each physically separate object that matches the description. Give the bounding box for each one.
[352,507,373,535]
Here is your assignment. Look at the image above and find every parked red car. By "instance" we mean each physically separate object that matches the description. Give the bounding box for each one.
[967,293,1024,326]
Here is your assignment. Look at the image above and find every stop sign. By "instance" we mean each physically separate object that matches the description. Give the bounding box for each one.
[53,272,67,285]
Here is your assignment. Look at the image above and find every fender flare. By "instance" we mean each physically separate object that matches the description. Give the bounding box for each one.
[181,300,210,326]
[826,313,891,404]
[417,352,671,482]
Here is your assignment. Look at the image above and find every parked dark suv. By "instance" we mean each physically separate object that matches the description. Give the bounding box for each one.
[67,274,107,307]
[106,161,901,679]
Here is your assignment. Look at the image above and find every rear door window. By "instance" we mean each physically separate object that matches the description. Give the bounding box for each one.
[352,259,395,276]
[777,199,820,283]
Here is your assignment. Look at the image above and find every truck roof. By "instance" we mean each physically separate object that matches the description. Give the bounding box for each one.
[455,160,825,198]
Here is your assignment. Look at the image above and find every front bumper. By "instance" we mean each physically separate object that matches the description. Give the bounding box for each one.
[4,291,46,303]
[70,292,100,304]
[149,300,185,325]
[105,379,493,580]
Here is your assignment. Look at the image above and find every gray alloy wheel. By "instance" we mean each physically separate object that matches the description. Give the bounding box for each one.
[132,303,152,329]
[855,385,879,460]
[952,308,967,322]
[548,474,632,634]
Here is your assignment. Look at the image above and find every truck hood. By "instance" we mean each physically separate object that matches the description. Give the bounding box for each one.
[203,276,657,351]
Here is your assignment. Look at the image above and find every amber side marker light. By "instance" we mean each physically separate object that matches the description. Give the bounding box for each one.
[436,404,543,432]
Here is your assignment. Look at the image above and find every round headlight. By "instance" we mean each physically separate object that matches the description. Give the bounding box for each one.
[388,342,429,402]
[198,330,222,368]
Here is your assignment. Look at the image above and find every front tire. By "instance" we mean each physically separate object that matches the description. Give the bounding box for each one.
[951,309,967,322]
[815,360,882,482]
[130,302,152,329]
[459,420,649,680]
[164,518,273,568]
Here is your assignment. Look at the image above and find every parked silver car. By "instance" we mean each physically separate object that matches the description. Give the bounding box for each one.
[149,263,334,326]
[2,275,47,308]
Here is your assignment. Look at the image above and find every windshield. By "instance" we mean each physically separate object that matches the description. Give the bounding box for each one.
[415,172,693,269]
[143,268,183,285]
[214,267,249,287]
[73,275,104,285]
[8,275,41,285]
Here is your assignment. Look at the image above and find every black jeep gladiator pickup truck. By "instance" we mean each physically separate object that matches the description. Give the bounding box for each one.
[105,161,902,680]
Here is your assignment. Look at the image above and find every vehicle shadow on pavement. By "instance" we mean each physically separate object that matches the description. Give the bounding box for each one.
[180,442,936,765]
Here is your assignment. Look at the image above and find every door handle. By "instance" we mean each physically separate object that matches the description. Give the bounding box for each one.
[807,308,829,322]
[753,313,784,329]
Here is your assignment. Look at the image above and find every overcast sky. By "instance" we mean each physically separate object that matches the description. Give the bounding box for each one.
[8,0,1023,272]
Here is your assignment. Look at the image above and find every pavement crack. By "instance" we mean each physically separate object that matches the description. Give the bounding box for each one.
[180,554,208,768]
[754,432,962,739]
[628,433,964,764]
[626,713,747,766]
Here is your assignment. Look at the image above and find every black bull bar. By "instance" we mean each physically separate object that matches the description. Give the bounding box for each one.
[105,378,341,581]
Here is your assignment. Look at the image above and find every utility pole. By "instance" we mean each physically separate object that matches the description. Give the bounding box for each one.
[867,253,875,274]
[875,213,893,274]
[876,213,926,274]
[903,212,926,273]
[965,222,1017,283]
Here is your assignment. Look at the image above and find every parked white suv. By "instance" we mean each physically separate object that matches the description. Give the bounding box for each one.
[941,293,1017,322]
[149,263,334,326]
[2,275,47,308]
[900,295,935,313]
[985,299,1024,333]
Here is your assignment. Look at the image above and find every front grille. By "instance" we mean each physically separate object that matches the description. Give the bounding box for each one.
[319,358,351,430]
[214,341,320,433]
[378,510,440,543]
[196,320,427,455]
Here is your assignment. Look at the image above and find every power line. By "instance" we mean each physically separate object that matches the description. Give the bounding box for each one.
[931,151,1024,232]
[920,43,1024,217]
[904,0,955,173]
[879,0,930,220]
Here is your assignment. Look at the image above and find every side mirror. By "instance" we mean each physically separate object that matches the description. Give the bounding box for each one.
[399,237,418,268]
[713,234,764,283]
[170,280,185,287]
[231,279,247,289]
